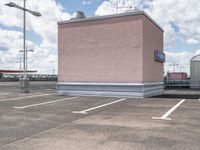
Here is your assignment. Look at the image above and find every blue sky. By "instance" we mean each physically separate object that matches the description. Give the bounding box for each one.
[59,0,103,16]
[0,0,200,74]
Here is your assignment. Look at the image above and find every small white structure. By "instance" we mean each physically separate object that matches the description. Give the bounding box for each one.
[190,54,200,88]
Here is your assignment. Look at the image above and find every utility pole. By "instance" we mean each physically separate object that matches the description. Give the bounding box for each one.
[169,62,179,72]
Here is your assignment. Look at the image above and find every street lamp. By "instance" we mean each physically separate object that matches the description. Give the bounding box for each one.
[19,49,34,75]
[16,58,23,72]
[5,1,41,93]
[5,2,41,17]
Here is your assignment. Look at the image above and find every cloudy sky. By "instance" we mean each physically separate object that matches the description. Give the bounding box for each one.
[0,0,200,74]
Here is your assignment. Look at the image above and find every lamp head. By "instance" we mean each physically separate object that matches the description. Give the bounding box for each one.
[32,11,41,17]
[5,2,16,7]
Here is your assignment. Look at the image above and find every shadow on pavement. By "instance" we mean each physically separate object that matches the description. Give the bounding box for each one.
[152,94,200,99]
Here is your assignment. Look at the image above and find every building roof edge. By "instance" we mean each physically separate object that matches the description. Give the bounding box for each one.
[57,11,164,32]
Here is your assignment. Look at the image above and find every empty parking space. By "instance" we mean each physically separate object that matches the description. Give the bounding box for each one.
[0,93,56,102]
[152,99,186,120]
[73,98,126,114]
[0,82,200,149]
[13,96,79,109]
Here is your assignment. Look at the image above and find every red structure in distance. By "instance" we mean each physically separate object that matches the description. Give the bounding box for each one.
[0,70,37,73]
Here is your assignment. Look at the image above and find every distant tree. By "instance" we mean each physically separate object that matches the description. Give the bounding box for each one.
[0,73,3,79]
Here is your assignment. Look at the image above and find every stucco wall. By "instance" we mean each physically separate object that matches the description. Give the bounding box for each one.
[142,16,164,82]
[58,15,143,83]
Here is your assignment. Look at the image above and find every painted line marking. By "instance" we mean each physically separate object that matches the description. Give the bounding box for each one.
[198,98,200,101]
[73,98,126,114]
[0,92,10,95]
[152,99,186,121]
[165,90,177,94]
[14,96,78,109]
[0,93,56,102]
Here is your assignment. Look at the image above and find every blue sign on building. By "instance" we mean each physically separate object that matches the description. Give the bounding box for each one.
[154,50,165,63]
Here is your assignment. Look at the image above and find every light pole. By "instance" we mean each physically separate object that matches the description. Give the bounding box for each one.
[19,49,34,75]
[5,1,41,93]
[16,58,23,72]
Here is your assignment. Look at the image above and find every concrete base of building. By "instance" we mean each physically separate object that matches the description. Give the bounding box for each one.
[57,82,163,98]
[190,82,200,89]
[190,86,200,89]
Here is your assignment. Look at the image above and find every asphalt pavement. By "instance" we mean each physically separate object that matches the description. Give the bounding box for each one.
[0,82,200,150]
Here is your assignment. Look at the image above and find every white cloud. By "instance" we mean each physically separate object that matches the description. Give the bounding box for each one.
[95,1,117,15]
[26,0,71,48]
[0,28,55,73]
[0,0,24,27]
[0,0,71,73]
[162,24,176,48]
[0,0,71,49]
[144,0,200,47]
[83,0,93,5]
[186,38,199,45]
[95,0,135,15]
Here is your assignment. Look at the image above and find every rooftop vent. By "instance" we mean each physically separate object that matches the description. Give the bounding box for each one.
[71,11,86,20]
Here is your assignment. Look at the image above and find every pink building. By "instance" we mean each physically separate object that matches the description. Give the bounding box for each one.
[57,11,164,97]
[167,72,187,80]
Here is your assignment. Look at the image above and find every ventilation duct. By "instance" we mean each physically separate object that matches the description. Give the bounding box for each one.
[71,11,86,20]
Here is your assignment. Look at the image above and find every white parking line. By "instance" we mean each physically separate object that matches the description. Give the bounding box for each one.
[165,90,177,94]
[0,93,56,102]
[73,98,126,114]
[198,98,200,101]
[14,96,78,109]
[152,99,186,120]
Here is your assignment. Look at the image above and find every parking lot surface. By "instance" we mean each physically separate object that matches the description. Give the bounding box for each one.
[0,82,200,150]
